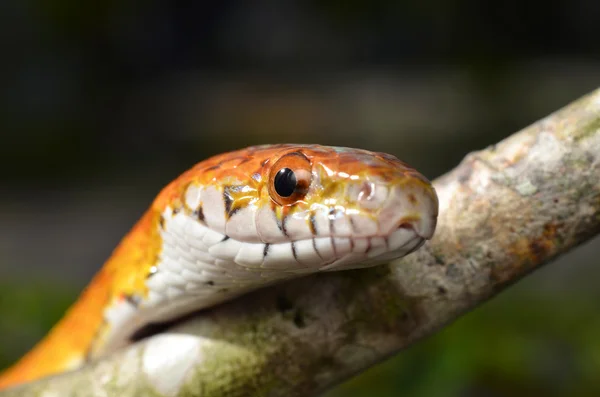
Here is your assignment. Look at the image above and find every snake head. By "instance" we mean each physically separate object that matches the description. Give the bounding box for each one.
[172,144,438,273]
[257,145,438,270]
[99,144,439,355]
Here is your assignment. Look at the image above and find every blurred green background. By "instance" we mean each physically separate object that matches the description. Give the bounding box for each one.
[1,1,600,396]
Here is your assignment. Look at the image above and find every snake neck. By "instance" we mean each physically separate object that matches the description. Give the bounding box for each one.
[0,209,163,389]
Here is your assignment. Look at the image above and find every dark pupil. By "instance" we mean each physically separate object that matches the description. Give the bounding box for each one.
[274,168,297,197]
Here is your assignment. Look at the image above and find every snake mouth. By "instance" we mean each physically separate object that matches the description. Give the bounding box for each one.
[317,224,425,271]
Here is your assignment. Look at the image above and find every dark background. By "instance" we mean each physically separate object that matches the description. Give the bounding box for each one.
[1,1,599,396]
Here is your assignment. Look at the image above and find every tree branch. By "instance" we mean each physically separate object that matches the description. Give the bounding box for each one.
[4,88,600,397]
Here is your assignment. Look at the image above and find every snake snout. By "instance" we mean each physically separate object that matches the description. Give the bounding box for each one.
[378,181,438,241]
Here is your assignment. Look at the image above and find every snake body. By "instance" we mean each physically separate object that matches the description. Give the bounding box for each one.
[0,144,438,389]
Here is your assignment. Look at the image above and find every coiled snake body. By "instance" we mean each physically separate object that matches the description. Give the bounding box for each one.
[0,144,438,389]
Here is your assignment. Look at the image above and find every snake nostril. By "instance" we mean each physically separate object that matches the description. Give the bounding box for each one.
[357,181,374,201]
[355,182,388,211]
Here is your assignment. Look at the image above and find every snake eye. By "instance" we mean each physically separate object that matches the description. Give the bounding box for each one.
[274,168,297,197]
[268,152,312,206]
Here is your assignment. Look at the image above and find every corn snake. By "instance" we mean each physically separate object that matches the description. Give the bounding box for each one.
[0,144,438,389]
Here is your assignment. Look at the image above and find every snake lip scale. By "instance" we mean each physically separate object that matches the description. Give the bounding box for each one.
[0,144,439,389]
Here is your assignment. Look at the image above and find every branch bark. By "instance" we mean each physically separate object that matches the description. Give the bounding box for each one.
[4,89,600,397]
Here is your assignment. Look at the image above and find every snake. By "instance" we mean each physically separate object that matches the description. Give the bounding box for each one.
[0,144,438,390]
